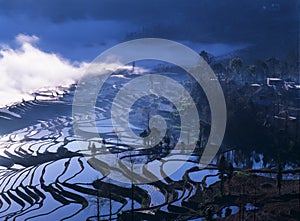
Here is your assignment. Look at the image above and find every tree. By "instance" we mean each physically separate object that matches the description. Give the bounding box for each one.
[200,50,213,65]
[217,155,227,175]
[217,155,228,195]
[284,49,299,80]
[276,163,283,195]
[245,65,257,82]
[266,57,280,77]
[227,162,234,181]
[281,61,289,78]
[261,61,269,78]
[254,59,269,80]
[212,63,225,77]
[229,57,243,81]
[225,207,232,217]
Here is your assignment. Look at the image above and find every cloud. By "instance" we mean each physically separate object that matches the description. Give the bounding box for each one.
[0,1,298,62]
[0,34,88,107]
[0,14,137,61]
[0,0,297,43]
[0,33,149,108]
[15,34,39,44]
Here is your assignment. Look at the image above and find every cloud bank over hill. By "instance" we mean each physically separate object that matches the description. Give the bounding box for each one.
[0,34,88,107]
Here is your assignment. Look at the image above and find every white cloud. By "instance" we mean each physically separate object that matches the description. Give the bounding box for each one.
[0,34,88,107]
[15,34,39,44]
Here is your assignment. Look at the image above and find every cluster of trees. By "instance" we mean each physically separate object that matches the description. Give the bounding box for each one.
[196,50,300,168]
[199,49,299,83]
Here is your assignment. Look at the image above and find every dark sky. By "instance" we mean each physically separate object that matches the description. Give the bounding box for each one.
[0,0,299,61]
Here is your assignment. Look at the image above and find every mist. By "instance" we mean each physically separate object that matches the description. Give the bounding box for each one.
[0,34,88,107]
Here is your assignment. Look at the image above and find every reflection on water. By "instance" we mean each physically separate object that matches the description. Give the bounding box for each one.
[0,69,299,220]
